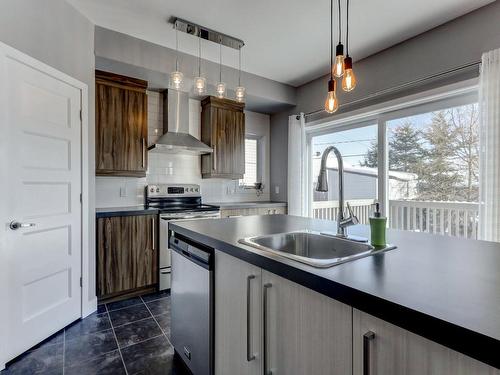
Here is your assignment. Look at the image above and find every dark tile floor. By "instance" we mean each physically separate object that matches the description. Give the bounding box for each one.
[1,291,190,375]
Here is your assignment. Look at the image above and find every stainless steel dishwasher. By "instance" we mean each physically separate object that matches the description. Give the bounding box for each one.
[170,235,213,375]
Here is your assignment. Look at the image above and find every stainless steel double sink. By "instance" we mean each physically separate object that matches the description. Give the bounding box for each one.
[239,231,396,268]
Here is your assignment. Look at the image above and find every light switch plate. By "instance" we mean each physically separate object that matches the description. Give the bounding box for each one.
[275,185,280,194]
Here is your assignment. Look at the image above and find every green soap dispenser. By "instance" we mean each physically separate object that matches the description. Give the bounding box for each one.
[369,202,387,247]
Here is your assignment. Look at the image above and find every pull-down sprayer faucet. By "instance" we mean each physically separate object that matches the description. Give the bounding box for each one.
[316,146,361,239]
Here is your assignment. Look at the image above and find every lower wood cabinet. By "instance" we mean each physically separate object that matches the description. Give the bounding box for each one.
[353,309,499,375]
[214,251,352,375]
[97,214,158,299]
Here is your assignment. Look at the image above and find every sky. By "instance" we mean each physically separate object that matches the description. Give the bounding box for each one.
[312,112,434,168]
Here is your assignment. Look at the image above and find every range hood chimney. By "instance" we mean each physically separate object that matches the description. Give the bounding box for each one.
[148,89,213,154]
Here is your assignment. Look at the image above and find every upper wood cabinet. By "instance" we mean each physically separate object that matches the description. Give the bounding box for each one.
[97,214,158,299]
[95,70,148,177]
[201,96,245,179]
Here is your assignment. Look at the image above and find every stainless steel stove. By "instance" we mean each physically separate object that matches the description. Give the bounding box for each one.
[145,184,220,290]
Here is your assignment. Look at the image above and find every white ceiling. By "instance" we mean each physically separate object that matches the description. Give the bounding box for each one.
[67,0,494,87]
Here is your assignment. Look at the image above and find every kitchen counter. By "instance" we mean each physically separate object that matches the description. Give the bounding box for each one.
[208,201,287,209]
[170,214,500,369]
[95,206,159,218]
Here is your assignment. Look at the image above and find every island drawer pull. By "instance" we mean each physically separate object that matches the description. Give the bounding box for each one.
[363,331,375,375]
[263,283,272,375]
[246,275,256,362]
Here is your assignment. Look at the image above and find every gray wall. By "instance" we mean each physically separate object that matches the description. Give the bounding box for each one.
[94,27,296,114]
[0,0,96,307]
[270,0,500,202]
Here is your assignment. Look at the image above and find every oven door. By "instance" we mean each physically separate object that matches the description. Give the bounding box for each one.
[159,212,220,290]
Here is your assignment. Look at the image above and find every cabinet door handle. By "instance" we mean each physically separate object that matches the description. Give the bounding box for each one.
[263,283,272,375]
[141,138,146,169]
[246,275,256,362]
[213,144,217,171]
[363,331,375,375]
[151,217,155,251]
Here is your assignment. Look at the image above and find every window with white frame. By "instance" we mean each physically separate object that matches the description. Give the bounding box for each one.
[307,86,480,240]
[240,137,260,187]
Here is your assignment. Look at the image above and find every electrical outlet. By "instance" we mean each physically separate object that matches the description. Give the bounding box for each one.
[275,185,280,195]
[120,186,128,197]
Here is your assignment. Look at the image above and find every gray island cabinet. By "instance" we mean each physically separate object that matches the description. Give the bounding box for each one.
[215,251,352,375]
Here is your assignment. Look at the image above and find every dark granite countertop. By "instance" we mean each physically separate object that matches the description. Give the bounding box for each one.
[96,206,159,218]
[170,214,500,369]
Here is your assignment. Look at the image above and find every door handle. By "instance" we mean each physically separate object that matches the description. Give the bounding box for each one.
[246,275,256,361]
[263,283,272,375]
[363,331,376,375]
[142,138,146,169]
[9,221,36,230]
[151,217,155,251]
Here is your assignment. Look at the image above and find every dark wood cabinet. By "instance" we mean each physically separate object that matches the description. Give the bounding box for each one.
[201,96,245,179]
[95,70,148,177]
[97,214,158,299]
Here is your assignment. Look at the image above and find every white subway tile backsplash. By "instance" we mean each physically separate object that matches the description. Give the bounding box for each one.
[95,91,271,208]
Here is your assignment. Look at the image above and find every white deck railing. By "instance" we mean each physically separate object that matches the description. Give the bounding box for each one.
[312,199,376,224]
[389,200,479,239]
[312,199,479,239]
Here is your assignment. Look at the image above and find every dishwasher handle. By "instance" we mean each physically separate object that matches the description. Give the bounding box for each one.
[170,236,213,269]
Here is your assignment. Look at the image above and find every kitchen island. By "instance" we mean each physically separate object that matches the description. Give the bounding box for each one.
[170,214,500,374]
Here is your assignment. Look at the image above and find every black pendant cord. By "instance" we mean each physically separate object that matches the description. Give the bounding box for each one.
[346,0,349,56]
[338,0,342,44]
[330,0,333,80]
[175,23,179,71]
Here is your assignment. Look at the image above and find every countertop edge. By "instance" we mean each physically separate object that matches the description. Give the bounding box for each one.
[96,207,159,218]
[210,201,287,209]
[170,222,500,370]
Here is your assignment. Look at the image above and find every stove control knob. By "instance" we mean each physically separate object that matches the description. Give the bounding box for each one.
[195,188,199,192]
[156,187,160,192]
[150,187,155,193]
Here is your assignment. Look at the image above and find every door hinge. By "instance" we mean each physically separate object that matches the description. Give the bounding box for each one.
[79,277,82,288]
[80,193,82,204]
[79,110,82,121]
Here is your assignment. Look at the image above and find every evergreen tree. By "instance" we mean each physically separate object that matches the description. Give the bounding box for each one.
[417,111,460,201]
[361,141,378,168]
[388,121,425,173]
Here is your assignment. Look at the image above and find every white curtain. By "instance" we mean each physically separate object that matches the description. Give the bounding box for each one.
[479,48,500,242]
[287,113,308,216]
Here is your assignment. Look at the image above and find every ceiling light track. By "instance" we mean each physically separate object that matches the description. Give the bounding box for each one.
[171,17,244,50]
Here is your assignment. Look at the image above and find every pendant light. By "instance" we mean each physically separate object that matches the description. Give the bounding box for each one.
[193,35,207,95]
[216,37,226,98]
[342,0,357,92]
[333,0,345,78]
[325,0,339,113]
[235,47,245,102]
[170,24,184,90]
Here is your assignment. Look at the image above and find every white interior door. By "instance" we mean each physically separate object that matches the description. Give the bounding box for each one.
[0,45,82,362]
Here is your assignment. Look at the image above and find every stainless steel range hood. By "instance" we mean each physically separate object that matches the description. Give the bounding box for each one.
[148,89,213,155]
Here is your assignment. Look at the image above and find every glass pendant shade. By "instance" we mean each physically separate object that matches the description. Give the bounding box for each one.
[342,56,356,92]
[333,43,345,78]
[170,71,183,90]
[194,76,207,95]
[216,82,226,98]
[235,86,246,102]
[324,79,339,113]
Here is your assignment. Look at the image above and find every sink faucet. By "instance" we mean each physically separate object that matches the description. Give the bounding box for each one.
[316,146,361,239]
